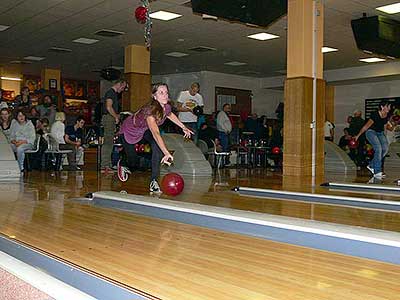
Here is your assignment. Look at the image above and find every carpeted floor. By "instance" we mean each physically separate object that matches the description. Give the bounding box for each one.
[0,267,54,300]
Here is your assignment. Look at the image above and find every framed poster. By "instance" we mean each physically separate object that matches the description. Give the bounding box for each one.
[49,79,57,89]
[63,80,76,97]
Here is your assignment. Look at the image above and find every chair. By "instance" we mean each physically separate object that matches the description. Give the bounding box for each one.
[45,134,73,170]
[211,140,230,169]
[24,134,41,171]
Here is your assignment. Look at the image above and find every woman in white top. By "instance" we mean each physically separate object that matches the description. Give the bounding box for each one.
[9,110,36,171]
[51,112,66,145]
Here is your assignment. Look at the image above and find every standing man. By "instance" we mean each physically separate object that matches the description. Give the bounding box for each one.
[216,103,232,165]
[101,79,128,172]
[176,82,204,140]
[324,118,335,141]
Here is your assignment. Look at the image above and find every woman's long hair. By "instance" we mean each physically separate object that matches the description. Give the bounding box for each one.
[147,83,169,121]
[0,108,11,126]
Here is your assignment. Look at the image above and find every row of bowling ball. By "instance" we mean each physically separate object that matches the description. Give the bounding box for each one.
[346,140,374,156]
[239,139,269,147]
[135,144,151,153]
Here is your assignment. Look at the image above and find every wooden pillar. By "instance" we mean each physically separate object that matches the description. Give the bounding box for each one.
[123,45,151,111]
[325,84,335,122]
[41,68,61,91]
[283,0,325,178]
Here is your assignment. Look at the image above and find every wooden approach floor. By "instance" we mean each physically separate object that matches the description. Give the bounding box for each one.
[0,169,399,300]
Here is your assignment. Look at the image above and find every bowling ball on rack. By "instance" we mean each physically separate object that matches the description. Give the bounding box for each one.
[271,146,280,155]
[348,139,359,149]
[139,144,145,153]
[192,106,203,116]
[135,144,140,152]
[161,173,184,196]
[144,144,151,153]
[392,115,400,124]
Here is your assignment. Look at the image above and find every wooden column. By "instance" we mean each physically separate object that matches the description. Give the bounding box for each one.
[123,45,151,111]
[283,0,325,178]
[41,68,61,91]
[325,84,335,122]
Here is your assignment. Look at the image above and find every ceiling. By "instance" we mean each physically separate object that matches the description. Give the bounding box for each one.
[0,0,399,80]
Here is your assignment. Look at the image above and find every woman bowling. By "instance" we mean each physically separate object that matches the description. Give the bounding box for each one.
[118,82,193,193]
[354,100,393,178]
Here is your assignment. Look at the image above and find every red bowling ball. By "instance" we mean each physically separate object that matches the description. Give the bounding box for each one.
[161,173,184,196]
[271,146,280,155]
[348,139,359,149]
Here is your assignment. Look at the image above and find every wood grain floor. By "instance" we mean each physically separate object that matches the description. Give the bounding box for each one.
[0,169,399,300]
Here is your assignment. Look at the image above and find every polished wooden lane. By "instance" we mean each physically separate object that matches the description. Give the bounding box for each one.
[69,168,400,233]
[0,170,399,300]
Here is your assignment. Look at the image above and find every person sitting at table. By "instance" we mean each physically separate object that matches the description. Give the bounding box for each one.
[9,110,36,171]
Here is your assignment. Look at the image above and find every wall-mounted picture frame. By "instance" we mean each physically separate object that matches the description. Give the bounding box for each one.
[49,79,57,89]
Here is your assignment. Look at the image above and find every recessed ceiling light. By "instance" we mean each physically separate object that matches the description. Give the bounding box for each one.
[376,3,400,14]
[150,11,182,21]
[189,46,217,52]
[247,32,279,41]
[49,47,73,53]
[94,29,125,37]
[359,57,386,63]
[73,38,99,44]
[224,61,247,66]
[165,52,188,57]
[24,56,45,61]
[1,76,22,81]
[10,60,32,64]
[322,47,338,53]
[0,25,10,31]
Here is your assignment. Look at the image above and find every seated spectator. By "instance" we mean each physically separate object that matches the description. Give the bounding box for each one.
[28,106,40,127]
[62,116,85,170]
[9,110,36,171]
[51,112,66,145]
[36,118,50,135]
[0,108,12,140]
[14,86,32,109]
[0,89,8,109]
[36,95,56,124]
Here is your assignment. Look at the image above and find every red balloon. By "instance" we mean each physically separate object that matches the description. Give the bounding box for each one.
[161,173,184,196]
[271,146,280,155]
[348,139,359,149]
[135,6,148,24]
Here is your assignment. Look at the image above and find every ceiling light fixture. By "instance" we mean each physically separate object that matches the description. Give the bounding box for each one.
[49,47,73,53]
[24,56,46,61]
[1,76,22,81]
[376,3,400,14]
[322,47,338,53]
[73,38,99,44]
[150,11,182,21]
[247,32,279,41]
[359,57,386,63]
[224,61,247,66]
[0,25,10,31]
[165,52,188,57]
